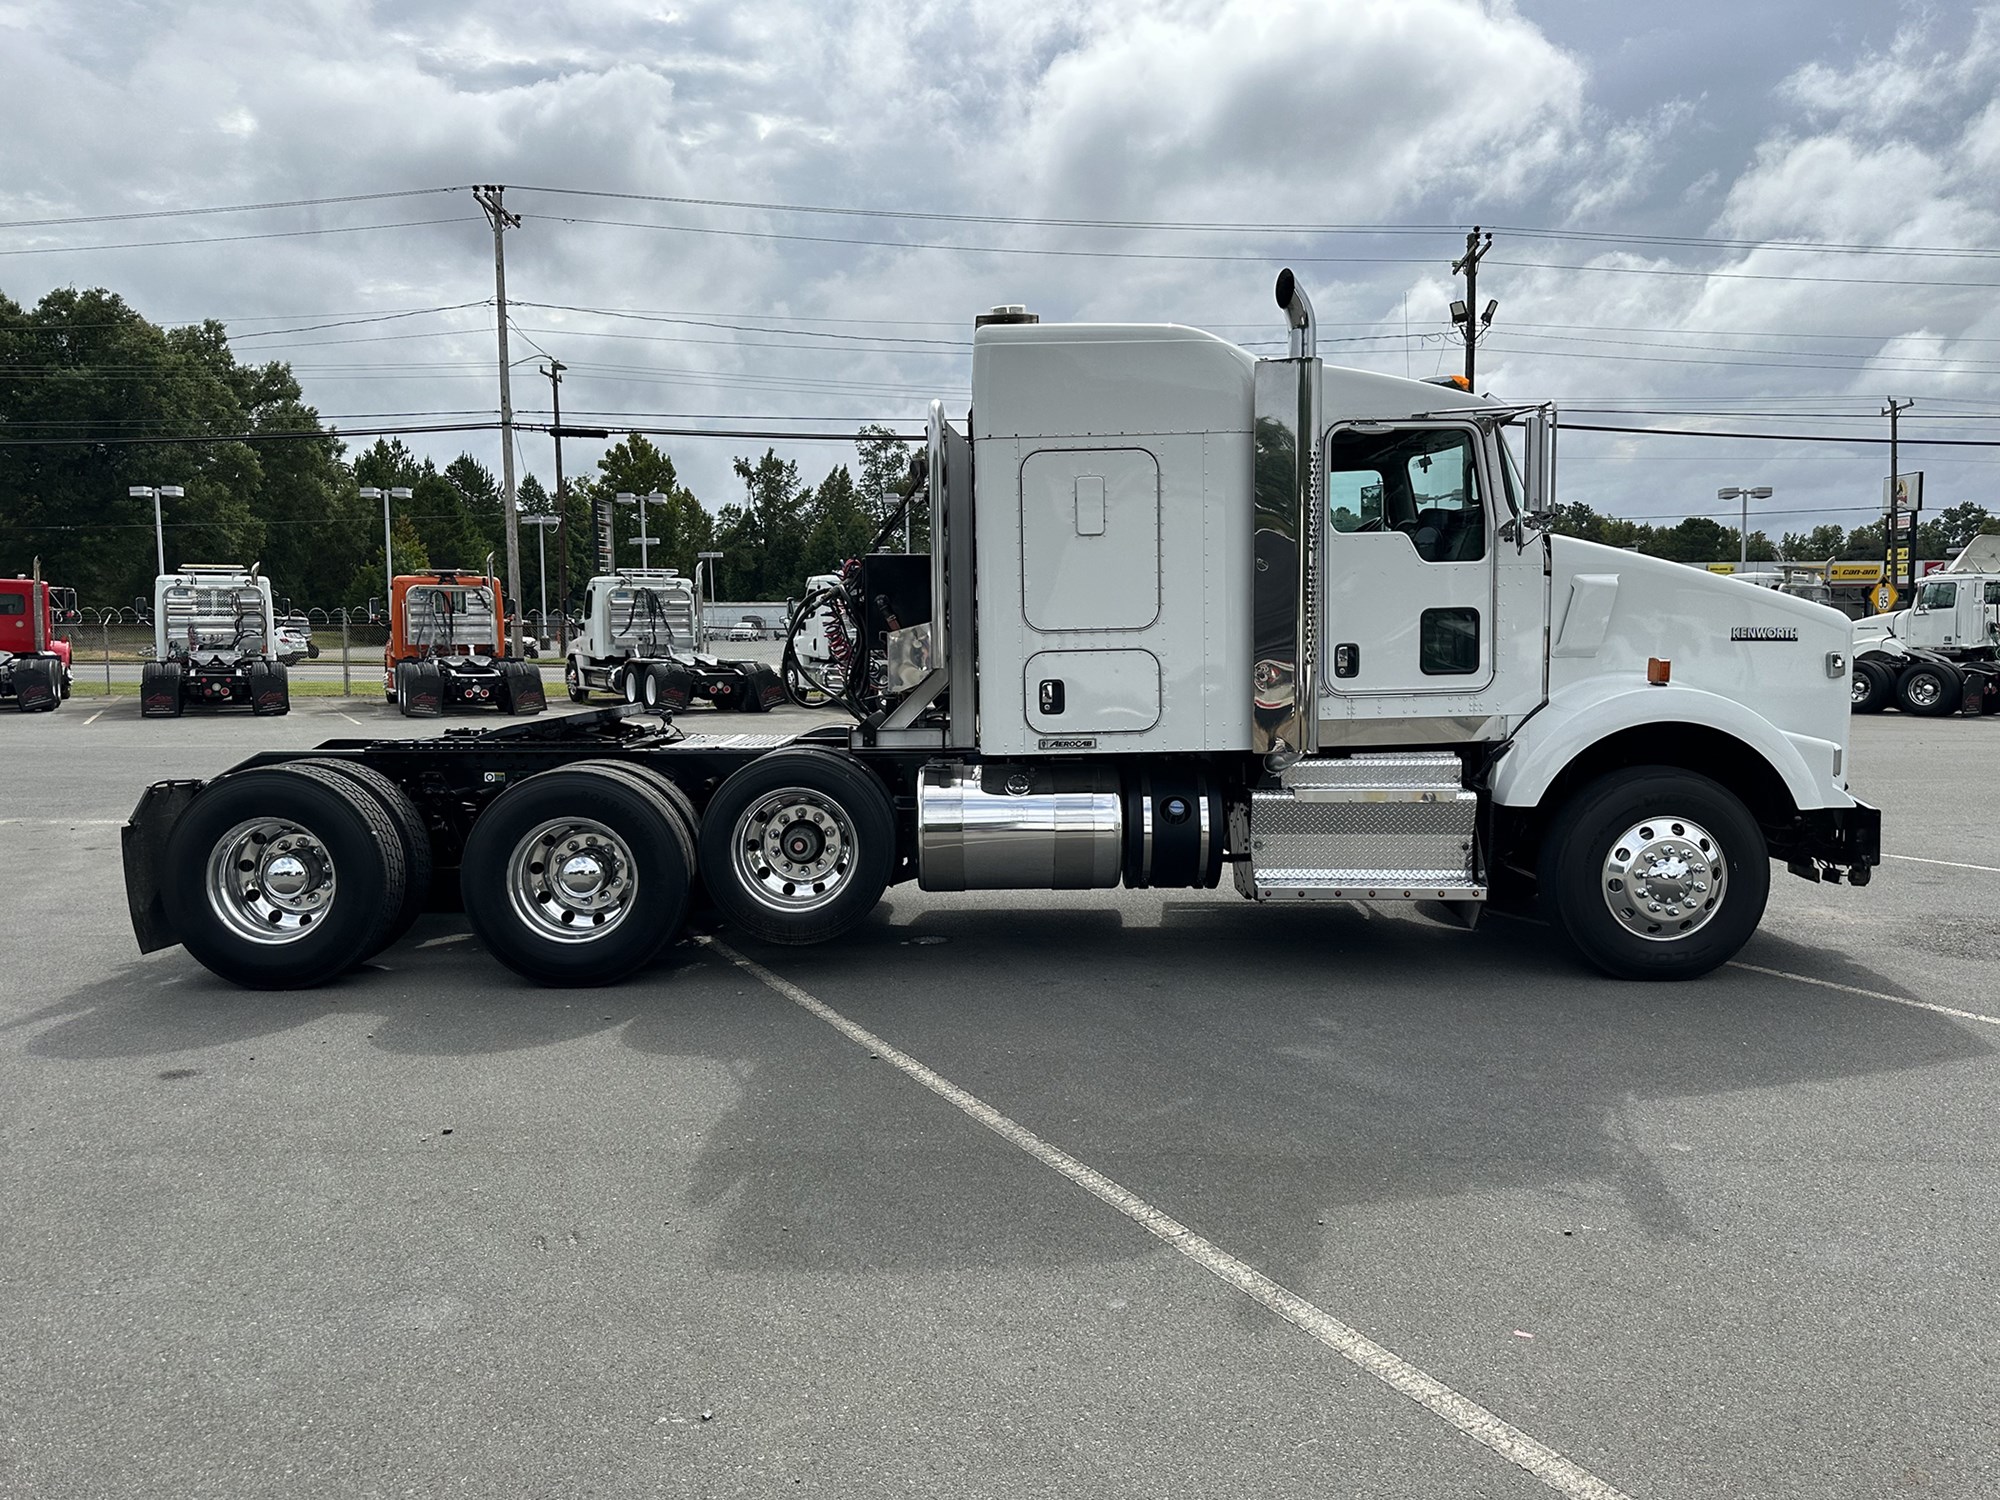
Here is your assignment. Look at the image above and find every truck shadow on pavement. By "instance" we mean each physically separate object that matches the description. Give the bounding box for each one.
[619,897,1990,1283]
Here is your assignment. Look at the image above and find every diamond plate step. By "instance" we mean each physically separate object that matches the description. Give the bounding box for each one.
[1280,752,1466,802]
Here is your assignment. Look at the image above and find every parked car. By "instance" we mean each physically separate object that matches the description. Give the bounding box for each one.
[274,615,318,666]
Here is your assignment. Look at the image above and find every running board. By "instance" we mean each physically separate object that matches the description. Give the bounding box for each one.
[1244,753,1484,902]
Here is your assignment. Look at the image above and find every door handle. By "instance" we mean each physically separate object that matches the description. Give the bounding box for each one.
[1333,643,1360,679]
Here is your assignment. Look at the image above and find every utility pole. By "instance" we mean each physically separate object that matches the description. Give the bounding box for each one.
[1883,396,1916,597]
[542,359,567,652]
[1450,227,1496,390]
[475,184,525,655]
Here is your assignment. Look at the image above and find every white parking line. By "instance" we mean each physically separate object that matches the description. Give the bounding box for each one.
[338,712,363,725]
[1728,961,2000,1027]
[83,710,104,725]
[1884,853,2000,876]
[701,935,1632,1500]
[0,818,123,826]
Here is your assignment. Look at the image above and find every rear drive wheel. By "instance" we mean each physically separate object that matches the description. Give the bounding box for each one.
[460,763,697,985]
[1850,659,1893,714]
[298,759,434,955]
[162,764,406,988]
[1539,767,1768,981]
[1896,661,1961,716]
[622,665,643,704]
[697,748,894,945]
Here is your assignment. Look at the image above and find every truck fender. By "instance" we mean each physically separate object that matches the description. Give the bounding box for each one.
[1490,680,1841,814]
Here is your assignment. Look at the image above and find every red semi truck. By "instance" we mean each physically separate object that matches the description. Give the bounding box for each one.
[0,572,79,713]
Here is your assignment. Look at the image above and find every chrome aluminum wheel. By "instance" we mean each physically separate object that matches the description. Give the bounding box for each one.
[205,818,337,945]
[731,787,856,914]
[1850,671,1872,705]
[1904,672,1942,709]
[1601,815,1726,941]
[506,817,638,942]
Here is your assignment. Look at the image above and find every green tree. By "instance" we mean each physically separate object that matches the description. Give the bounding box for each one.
[855,424,917,549]
[723,449,808,597]
[585,435,713,579]
[1781,524,1848,560]
[800,463,875,573]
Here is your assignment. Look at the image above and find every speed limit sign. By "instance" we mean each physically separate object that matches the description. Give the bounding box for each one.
[1873,582,1899,613]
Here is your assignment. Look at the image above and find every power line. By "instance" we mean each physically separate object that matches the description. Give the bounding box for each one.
[0,216,475,258]
[0,187,467,231]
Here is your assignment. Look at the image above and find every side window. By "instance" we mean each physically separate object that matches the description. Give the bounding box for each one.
[0,593,24,616]
[1985,581,2000,607]
[1917,581,1957,610]
[1325,427,1486,562]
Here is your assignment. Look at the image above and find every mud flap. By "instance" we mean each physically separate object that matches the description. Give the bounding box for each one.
[122,780,202,952]
[509,663,547,715]
[648,661,696,713]
[11,656,58,712]
[404,662,444,716]
[745,661,787,712]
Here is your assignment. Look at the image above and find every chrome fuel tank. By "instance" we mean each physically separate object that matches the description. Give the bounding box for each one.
[917,761,1123,891]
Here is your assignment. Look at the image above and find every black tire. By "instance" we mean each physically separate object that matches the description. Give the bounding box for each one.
[697,747,894,945]
[162,763,406,989]
[565,660,590,705]
[1538,766,1768,981]
[1896,661,1961,716]
[297,758,434,956]
[1850,659,1894,714]
[460,762,696,985]
[621,664,643,705]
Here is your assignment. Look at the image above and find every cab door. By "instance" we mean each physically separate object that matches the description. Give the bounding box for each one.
[0,584,30,655]
[1317,420,1546,739]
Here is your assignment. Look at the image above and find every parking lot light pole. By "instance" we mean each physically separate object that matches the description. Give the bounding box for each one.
[129,485,186,575]
[1717,485,1774,573]
[359,485,415,616]
[523,515,559,641]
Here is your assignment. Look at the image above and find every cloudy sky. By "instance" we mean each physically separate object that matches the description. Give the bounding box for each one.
[3,0,1997,543]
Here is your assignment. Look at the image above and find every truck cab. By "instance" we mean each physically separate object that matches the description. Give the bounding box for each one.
[565,569,785,713]
[1851,571,2000,715]
[383,570,544,718]
[0,574,77,712]
[140,565,289,718]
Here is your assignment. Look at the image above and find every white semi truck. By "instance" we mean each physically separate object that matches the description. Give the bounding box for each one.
[1850,564,2000,716]
[121,272,1876,989]
[139,564,289,718]
[563,567,786,713]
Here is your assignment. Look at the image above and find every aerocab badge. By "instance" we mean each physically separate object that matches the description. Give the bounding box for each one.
[1730,626,1799,642]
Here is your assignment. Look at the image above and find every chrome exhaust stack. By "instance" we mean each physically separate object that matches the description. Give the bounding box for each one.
[1276,267,1315,359]
[1250,270,1322,764]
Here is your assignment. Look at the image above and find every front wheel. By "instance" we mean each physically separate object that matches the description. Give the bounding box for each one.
[565,661,591,705]
[1539,767,1768,981]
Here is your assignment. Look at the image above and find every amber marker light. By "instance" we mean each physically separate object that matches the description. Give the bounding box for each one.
[1647,658,1671,685]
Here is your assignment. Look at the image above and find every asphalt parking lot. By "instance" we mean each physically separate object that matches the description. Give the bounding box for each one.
[3,698,1996,1498]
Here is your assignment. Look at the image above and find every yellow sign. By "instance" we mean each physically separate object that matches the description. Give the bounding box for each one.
[1829,562,1883,583]
[1873,582,1899,613]
[1706,563,1736,575]
[1894,547,1910,564]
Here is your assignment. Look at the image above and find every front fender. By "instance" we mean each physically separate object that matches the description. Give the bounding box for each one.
[1490,680,1848,812]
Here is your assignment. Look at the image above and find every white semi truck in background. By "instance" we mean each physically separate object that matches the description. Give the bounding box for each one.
[564,567,787,713]
[1850,545,2000,715]
[139,564,289,718]
[121,271,1877,990]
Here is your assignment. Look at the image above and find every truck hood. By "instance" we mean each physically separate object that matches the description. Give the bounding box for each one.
[1548,537,1854,756]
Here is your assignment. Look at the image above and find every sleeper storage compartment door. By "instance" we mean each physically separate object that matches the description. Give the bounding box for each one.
[1025,649,1161,736]
[1020,448,1161,632]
